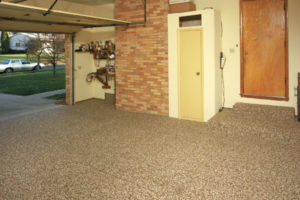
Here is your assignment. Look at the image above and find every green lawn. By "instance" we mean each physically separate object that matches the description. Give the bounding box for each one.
[0,68,65,96]
[0,54,27,62]
[0,53,65,63]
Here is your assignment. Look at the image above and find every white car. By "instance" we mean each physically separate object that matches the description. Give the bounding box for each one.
[0,59,45,73]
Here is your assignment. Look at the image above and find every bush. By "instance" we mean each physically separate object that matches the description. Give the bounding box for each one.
[8,49,27,54]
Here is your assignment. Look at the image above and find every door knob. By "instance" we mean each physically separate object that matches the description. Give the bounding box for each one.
[196,72,200,76]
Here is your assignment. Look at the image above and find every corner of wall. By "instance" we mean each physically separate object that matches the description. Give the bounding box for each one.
[64,34,73,105]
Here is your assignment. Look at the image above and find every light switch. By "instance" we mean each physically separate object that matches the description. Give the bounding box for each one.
[229,48,235,53]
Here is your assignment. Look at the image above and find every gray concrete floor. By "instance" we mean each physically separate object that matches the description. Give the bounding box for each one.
[0,99,299,199]
[0,89,65,121]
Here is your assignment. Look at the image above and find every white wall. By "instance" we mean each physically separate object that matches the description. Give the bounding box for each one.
[64,2,116,103]
[194,0,300,114]
[74,27,115,103]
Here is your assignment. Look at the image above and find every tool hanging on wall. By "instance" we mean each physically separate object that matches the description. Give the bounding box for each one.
[219,51,226,112]
[86,67,115,89]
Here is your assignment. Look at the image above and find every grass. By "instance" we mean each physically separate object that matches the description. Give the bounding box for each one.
[0,54,27,62]
[0,53,65,63]
[0,68,65,96]
[45,93,65,100]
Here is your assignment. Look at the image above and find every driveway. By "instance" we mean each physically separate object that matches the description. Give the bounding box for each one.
[0,89,65,121]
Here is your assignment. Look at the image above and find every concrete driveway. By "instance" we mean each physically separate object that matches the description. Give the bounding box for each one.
[0,89,65,121]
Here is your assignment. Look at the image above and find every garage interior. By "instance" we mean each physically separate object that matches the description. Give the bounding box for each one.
[0,0,300,199]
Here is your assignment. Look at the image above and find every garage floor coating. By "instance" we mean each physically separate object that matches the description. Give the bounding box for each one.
[0,99,299,199]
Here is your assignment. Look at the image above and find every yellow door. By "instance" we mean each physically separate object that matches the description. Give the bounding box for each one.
[178,28,203,122]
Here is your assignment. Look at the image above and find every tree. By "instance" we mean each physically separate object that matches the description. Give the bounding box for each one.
[1,32,10,54]
[44,34,65,78]
[26,36,44,68]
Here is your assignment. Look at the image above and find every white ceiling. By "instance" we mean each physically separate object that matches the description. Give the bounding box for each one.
[62,0,114,5]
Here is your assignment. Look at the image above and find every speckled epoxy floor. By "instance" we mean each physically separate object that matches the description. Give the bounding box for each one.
[0,99,299,199]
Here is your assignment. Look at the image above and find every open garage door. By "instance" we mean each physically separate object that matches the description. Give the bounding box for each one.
[0,0,146,105]
[0,0,135,105]
[0,1,131,33]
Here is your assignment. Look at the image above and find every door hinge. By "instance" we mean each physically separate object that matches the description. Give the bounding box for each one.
[283,4,286,11]
[284,40,286,48]
[285,77,287,85]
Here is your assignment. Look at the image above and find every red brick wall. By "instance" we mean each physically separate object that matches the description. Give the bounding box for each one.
[115,0,169,115]
[64,34,72,105]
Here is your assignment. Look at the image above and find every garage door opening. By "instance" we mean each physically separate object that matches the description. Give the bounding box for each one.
[0,31,67,121]
[0,0,142,119]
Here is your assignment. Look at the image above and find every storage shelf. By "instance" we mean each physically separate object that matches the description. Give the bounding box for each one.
[75,52,115,60]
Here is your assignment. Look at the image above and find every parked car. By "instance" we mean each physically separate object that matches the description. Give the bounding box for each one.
[0,59,45,73]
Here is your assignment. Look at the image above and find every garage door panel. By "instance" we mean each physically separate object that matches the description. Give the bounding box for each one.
[0,2,130,33]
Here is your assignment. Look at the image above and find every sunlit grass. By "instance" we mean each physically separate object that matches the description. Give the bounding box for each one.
[0,68,65,96]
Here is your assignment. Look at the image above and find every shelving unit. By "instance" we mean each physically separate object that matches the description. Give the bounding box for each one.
[75,46,115,89]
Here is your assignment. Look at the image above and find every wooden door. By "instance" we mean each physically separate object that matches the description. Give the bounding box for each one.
[240,0,288,100]
[178,28,203,122]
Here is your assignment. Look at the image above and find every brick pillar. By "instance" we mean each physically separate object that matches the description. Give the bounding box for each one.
[64,34,73,105]
[115,0,169,115]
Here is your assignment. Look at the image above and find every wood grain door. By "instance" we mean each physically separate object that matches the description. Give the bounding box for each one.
[240,0,288,100]
[178,28,203,122]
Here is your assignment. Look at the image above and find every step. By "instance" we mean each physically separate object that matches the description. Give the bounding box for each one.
[233,103,295,121]
[105,93,115,105]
